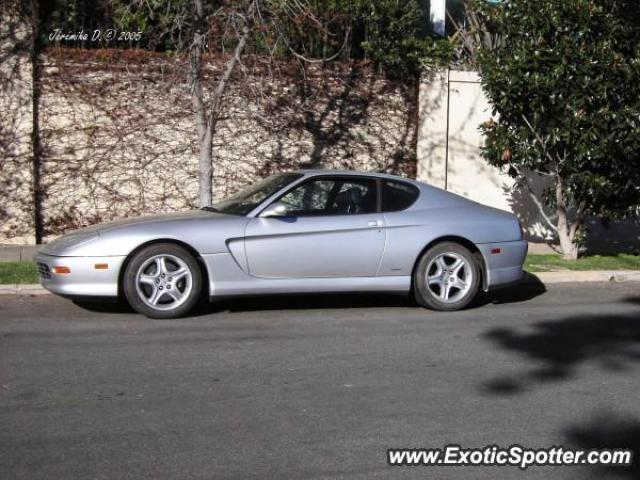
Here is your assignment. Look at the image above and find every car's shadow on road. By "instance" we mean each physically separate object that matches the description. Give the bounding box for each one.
[471,274,547,308]
[73,293,417,316]
[71,278,546,316]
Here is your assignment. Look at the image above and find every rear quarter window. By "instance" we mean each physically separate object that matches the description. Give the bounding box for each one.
[382,180,420,212]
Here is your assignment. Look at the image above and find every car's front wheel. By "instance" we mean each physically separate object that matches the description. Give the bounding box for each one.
[414,242,480,311]
[123,243,202,319]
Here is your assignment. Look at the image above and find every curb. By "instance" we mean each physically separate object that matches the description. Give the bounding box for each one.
[525,271,640,284]
[0,284,50,295]
[1,271,640,296]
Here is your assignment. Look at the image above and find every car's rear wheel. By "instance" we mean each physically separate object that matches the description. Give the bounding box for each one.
[123,243,202,319]
[414,242,480,311]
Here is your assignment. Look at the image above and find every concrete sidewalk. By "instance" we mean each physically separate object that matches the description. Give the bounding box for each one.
[0,284,50,295]
[0,244,40,262]
[526,270,640,284]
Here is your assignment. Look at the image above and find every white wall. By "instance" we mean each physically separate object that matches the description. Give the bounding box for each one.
[417,70,517,212]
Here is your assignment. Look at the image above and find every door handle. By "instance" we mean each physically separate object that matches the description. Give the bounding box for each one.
[368,220,383,227]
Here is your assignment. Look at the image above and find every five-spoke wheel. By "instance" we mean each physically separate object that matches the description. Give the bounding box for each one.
[135,254,193,311]
[124,243,202,319]
[414,242,480,311]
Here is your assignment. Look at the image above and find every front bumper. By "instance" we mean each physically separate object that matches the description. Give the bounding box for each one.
[34,253,125,297]
[478,240,528,289]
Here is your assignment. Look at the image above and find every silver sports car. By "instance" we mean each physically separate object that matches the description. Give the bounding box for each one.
[35,170,527,318]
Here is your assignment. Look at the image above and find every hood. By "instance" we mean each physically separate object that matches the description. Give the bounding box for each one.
[39,210,232,256]
[84,210,221,234]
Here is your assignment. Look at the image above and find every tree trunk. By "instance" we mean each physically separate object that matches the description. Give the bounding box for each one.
[190,0,251,207]
[30,0,43,244]
[555,175,580,260]
[198,126,213,207]
[557,209,579,260]
[190,0,211,208]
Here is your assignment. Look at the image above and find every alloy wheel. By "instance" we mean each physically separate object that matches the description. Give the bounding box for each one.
[425,252,473,304]
[135,254,193,311]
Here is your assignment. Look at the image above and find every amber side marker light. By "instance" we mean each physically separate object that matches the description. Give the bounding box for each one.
[94,263,109,270]
[52,266,71,275]
[491,248,502,254]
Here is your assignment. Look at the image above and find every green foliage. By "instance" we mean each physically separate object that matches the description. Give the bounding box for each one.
[272,0,453,76]
[39,0,112,48]
[0,262,38,285]
[110,0,451,76]
[525,253,640,272]
[478,0,640,219]
[41,0,451,75]
[354,0,452,75]
[111,0,192,50]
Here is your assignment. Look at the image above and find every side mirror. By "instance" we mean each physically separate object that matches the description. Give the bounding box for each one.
[260,202,289,218]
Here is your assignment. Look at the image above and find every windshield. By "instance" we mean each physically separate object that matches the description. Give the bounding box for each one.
[205,173,303,216]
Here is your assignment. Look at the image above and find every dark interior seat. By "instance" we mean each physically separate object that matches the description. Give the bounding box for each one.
[333,188,362,214]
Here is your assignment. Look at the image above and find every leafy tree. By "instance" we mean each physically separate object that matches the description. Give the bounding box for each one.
[477,0,640,259]
[447,0,501,68]
[354,0,452,76]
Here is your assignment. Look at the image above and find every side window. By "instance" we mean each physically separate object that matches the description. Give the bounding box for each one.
[279,180,334,215]
[382,180,419,212]
[278,177,377,216]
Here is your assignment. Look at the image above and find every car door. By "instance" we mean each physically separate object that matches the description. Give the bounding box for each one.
[244,176,385,279]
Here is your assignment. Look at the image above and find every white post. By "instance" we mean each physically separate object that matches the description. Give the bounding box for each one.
[430,0,446,37]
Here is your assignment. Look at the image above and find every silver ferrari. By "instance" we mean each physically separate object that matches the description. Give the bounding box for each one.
[35,170,527,318]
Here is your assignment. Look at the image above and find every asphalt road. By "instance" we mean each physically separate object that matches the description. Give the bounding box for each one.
[2,282,640,480]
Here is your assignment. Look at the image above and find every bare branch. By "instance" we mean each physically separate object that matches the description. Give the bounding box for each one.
[522,177,559,234]
[520,114,563,172]
[289,30,350,64]
[208,17,252,123]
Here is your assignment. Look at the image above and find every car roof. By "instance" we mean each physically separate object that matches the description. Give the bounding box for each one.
[294,169,478,210]
[245,169,476,217]
[297,169,419,184]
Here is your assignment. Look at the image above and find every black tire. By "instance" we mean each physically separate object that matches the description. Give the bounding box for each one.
[414,242,480,311]
[123,243,203,319]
